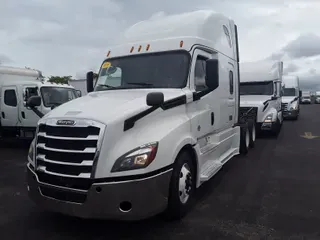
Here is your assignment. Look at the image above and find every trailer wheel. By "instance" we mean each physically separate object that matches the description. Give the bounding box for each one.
[247,120,256,148]
[240,124,250,155]
[165,151,196,221]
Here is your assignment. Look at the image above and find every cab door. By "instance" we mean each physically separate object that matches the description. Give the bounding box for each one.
[1,86,19,127]
[20,85,41,127]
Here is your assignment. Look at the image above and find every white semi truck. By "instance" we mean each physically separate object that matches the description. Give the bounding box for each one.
[301,91,312,104]
[281,75,301,120]
[0,66,80,140]
[26,10,257,221]
[239,61,284,135]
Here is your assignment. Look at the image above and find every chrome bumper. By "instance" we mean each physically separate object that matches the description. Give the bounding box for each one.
[27,164,172,221]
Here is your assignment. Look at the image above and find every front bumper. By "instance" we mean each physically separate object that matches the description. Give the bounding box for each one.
[27,164,172,221]
[283,109,299,119]
[258,121,278,132]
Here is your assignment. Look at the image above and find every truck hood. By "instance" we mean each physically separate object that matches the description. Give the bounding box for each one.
[282,96,297,103]
[240,95,272,107]
[42,89,186,125]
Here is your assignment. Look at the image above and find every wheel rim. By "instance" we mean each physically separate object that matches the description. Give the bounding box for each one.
[179,163,192,204]
[252,125,256,142]
[245,129,250,148]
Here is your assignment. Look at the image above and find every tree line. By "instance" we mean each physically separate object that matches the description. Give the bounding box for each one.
[48,73,98,84]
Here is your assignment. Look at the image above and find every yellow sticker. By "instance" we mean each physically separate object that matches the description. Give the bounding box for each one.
[102,62,111,68]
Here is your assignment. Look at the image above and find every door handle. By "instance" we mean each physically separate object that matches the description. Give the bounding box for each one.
[211,112,214,125]
[1,112,4,118]
[22,111,25,119]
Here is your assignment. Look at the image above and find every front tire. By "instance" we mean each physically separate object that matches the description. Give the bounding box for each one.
[272,118,281,136]
[248,120,256,148]
[166,151,196,220]
[240,124,250,155]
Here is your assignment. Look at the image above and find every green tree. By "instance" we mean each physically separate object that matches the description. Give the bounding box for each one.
[48,76,72,84]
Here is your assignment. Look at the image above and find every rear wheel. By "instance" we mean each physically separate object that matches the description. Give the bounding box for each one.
[240,124,250,155]
[166,151,196,220]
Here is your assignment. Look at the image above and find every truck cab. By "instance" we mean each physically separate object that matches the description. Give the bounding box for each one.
[0,77,80,139]
[239,61,283,135]
[281,75,301,120]
[26,10,256,221]
[301,91,312,104]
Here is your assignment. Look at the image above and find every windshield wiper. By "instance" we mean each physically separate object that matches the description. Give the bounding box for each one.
[126,82,154,86]
[97,84,118,89]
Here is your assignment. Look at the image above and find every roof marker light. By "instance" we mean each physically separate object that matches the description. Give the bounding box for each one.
[180,41,184,48]
[107,51,111,57]
[130,46,134,53]
[146,44,150,51]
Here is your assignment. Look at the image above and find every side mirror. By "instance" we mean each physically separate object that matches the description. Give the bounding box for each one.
[299,90,302,97]
[271,96,277,100]
[205,59,219,90]
[86,71,94,93]
[76,90,82,97]
[146,92,164,107]
[26,96,41,108]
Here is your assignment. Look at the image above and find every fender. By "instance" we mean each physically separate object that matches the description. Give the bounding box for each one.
[171,136,199,183]
[171,136,198,163]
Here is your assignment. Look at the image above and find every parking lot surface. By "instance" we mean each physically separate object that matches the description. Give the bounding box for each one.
[1,105,320,239]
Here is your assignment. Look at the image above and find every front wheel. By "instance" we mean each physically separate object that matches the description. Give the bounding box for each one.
[240,124,250,155]
[165,151,196,220]
[271,118,281,136]
[248,120,256,148]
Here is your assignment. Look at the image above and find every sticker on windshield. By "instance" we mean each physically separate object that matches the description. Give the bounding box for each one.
[102,62,111,68]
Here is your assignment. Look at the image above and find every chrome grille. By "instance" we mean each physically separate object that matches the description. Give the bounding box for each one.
[281,103,288,111]
[34,119,105,195]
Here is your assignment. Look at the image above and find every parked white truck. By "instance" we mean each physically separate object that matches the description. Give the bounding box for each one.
[315,91,320,104]
[0,66,80,140]
[26,10,257,221]
[301,91,312,104]
[239,61,284,135]
[281,75,301,120]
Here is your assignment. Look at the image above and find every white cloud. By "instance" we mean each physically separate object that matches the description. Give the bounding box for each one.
[1,0,320,89]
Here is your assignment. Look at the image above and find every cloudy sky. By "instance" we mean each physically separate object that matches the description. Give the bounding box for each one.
[1,0,320,90]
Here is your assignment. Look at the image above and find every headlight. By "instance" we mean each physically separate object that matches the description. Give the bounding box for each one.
[28,138,35,166]
[264,114,273,123]
[290,103,298,110]
[111,142,158,172]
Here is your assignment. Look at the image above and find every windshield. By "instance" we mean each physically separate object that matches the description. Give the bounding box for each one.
[283,88,296,96]
[95,51,190,91]
[40,87,78,108]
[240,81,273,95]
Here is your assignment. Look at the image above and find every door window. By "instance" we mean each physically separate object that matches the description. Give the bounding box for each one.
[4,89,17,107]
[194,56,208,91]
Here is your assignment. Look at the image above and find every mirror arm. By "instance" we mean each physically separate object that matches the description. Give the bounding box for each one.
[31,107,44,118]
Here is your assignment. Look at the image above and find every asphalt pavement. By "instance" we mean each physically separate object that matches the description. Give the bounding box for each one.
[1,104,320,239]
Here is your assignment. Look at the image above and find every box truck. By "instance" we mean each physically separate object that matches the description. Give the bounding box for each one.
[0,66,80,140]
